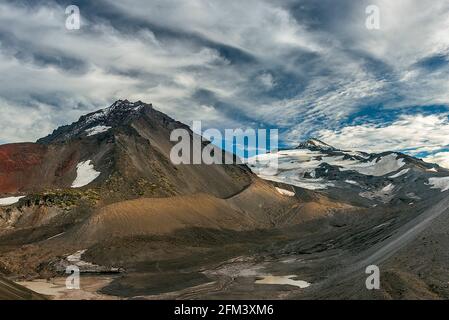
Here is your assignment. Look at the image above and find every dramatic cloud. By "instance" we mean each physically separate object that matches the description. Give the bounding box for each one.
[424,152,449,169]
[317,114,449,156]
[1,0,449,166]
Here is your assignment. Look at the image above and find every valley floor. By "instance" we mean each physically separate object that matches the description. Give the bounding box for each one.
[9,192,449,300]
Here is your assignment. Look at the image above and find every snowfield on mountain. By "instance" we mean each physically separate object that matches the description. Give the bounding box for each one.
[427,176,449,192]
[71,160,101,188]
[389,169,410,179]
[86,125,112,137]
[250,148,408,191]
[0,196,25,206]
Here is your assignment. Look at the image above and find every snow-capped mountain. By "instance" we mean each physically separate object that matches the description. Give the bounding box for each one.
[250,139,449,206]
[296,138,336,151]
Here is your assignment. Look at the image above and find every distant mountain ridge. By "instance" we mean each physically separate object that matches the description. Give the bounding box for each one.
[250,137,449,207]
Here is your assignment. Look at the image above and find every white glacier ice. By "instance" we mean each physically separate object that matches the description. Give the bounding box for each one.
[389,168,410,179]
[428,177,449,192]
[249,148,405,190]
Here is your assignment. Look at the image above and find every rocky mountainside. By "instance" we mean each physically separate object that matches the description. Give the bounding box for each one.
[0,100,251,201]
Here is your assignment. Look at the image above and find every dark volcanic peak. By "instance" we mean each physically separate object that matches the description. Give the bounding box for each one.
[37,100,152,144]
[2,99,252,198]
[82,100,149,124]
[297,138,336,151]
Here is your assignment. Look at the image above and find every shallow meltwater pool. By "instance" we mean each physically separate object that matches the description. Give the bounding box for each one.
[16,276,120,300]
[255,275,311,288]
[17,280,68,296]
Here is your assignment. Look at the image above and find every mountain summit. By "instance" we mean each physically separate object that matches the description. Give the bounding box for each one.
[37,100,150,144]
[297,138,335,151]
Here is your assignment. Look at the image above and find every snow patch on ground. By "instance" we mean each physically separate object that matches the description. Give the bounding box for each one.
[86,125,111,136]
[428,177,449,192]
[381,183,395,193]
[360,183,395,203]
[0,196,25,206]
[345,151,370,159]
[67,249,89,264]
[389,168,410,179]
[66,250,120,273]
[275,187,295,197]
[338,154,405,176]
[373,221,392,230]
[71,160,101,188]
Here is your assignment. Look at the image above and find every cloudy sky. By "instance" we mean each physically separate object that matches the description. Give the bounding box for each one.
[1,0,449,166]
